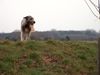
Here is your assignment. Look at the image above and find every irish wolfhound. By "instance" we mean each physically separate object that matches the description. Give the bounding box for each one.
[21,16,35,41]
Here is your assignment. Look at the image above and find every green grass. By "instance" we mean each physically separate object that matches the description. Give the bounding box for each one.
[0,40,98,75]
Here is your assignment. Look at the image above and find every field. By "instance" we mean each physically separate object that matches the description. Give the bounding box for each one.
[0,40,98,75]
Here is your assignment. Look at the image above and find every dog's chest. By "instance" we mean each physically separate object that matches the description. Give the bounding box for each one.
[22,24,31,33]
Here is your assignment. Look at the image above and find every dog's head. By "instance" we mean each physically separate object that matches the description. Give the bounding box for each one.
[24,16,35,25]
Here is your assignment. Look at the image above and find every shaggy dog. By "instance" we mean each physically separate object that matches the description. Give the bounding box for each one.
[21,16,35,41]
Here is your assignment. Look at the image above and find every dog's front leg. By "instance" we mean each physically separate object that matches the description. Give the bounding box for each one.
[21,32,26,41]
[25,33,30,40]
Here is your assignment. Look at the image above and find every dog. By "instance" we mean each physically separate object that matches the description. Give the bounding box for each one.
[21,16,35,41]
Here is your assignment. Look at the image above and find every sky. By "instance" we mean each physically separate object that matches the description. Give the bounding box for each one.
[0,0,100,33]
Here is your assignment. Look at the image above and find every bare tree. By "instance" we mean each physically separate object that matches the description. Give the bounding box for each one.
[84,0,99,18]
[84,0,100,74]
[98,0,100,15]
[97,0,100,75]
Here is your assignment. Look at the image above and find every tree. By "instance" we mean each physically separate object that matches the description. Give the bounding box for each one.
[84,1,100,74]
[98,0,100,14]
[51,29,57,32]
[85,29,97,35]
[12,30,20,33]
[84,0,99,18]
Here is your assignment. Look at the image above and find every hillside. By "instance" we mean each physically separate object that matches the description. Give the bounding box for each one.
[0,40,97,75]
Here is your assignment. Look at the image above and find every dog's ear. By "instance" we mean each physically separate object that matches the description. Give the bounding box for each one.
[21,18,27,26]
[24,16,28,20]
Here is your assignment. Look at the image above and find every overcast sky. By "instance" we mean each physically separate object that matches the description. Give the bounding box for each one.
[0,0,100,32]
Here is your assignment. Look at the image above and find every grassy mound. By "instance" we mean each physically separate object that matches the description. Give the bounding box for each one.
[0,40,97,75]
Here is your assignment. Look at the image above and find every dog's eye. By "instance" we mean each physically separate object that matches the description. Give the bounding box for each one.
[30,18,33,20]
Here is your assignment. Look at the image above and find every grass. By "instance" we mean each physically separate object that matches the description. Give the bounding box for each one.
[0,40,98,75]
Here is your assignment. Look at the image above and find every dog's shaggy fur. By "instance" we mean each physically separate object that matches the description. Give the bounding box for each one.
[21,16,35,41]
